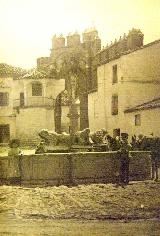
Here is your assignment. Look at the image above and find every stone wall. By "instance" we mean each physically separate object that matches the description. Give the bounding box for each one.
[0,151,151,186]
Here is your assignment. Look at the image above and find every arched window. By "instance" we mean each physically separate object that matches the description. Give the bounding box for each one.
[32,82,42,96]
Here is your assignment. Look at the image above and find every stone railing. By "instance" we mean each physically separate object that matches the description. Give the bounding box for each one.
[13,97,55,109]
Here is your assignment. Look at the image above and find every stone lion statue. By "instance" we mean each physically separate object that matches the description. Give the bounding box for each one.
[89,128,108,144]
[36,128,108,153]
[38,128,91,147]
[38,129,71,146]
[73,128,90,145]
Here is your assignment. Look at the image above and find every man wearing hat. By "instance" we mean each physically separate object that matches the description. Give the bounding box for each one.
[150,136,160,181]
[8,139,22,156]
[118,133,132,185]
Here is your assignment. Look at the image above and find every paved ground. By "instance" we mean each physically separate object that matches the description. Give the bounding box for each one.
[0,147,160,235]
[1,181,160,220]
[0,181,160,235]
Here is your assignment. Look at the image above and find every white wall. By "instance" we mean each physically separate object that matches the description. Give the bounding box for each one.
[88,41,160,136]
[16,108,55,142]
[124,108,160,137]
[0,76,65,143]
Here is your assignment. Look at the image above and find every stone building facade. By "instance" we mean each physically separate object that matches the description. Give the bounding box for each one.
[0,66,64,144]
[2,27,159,144]
[124,97,160,137]
[37,28,101,131]
[88,29,160,138]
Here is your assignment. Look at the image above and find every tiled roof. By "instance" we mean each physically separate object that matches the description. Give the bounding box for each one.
[0,63,27,78]
[21,69,47,79]
[124,97,160,113]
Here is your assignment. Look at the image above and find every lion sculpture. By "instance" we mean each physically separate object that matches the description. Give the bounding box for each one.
[36,128,107,153]
[38,128,91,146]
[38,129,71,146]
[73,128,90,145]
[89,128,108,145]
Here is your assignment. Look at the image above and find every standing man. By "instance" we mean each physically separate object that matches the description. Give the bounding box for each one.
[118,133,132,186]
[151,137,160,181]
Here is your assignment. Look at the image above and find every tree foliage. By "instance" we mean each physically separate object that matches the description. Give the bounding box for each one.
[49,47,88,97]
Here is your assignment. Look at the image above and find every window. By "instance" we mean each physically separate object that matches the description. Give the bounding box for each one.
[112,64,118,84]
[0,92,9,106]
[32,83,42,96]
[111,95,118,115]
[135,114,141,126]
[0,124,10,143]
[20,93,24,107]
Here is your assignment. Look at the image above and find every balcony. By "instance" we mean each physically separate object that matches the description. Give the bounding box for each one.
[13,97,55,109]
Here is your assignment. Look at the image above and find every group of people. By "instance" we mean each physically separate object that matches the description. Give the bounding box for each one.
[107,132,132,186]
[131,134,160,182]
[99,132,159,185]
[36,128,160,185]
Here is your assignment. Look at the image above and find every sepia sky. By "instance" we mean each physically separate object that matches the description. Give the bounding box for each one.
[0,0,160,68]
